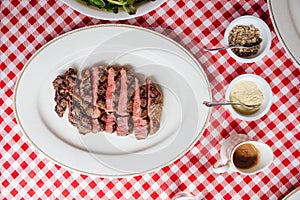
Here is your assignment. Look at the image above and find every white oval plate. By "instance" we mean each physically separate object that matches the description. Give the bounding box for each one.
[62,0,166,20]
[268,0,300,67]
[283,186,300,200]
[14,24,211,177]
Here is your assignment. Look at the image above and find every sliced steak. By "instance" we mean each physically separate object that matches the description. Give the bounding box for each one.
[139,81,148,119]
[133,119,149,140]
[105,113,116,133]
[117,68,135,116]
[96,66,108,109]
[68,98,92,134]
[53,68,79,117]
[80,68,93,103]
[147,79,163,134]
[64,68,93,134]
[116,68,127,115]
[54,66,162,138]
[90,66,104,132]
[98,112,107,131]
[116,116,134,136]
[105,67,116,112]
[53,75,68,117]
[132,78,149,139]
[116,116,128,136]
[64,68,80,96]
[115,69,135,136]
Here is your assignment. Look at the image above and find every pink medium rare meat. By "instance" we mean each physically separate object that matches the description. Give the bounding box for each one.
[115,68,131,136]
[133,119,149,140]
[147,79,163,134]
[116,116,129,136]
[106,67,116,112]
[105,113,116,133]
[91,118,101,133]
[53,66,162,139]
[132,78,141,118]
[132,78,149,139]
[117,69,128,116]
[116,68,135,115]
[116,116,134,136]
[104,67,117,133]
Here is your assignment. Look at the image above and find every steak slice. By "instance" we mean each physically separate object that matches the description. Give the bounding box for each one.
[68,98,92,134]
[96,66,108,109]
[64,68,93,134]
[103,67,118,133]
[117,68,135,115]
[105,113,116,133]
[115,68,134,136]
[53,68,79,117]
[98,112,107,131]
[90,66,104,132]
[132,78,149,139]
[80,68,93,103]
[139,81,148,119]
[147,79,163,134]
[116,116,128,136]
[105,67,116,112]
[53,75,68,117]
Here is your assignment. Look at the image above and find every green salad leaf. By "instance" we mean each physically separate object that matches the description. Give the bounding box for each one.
[77,0,154,15]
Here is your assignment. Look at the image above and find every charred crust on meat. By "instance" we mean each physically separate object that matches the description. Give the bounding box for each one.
[53,66,163,139]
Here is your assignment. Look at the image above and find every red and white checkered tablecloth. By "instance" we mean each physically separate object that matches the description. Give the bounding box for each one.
[1,0,300,199]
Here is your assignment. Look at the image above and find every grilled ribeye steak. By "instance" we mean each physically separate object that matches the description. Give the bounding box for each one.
[53,68,94,134]
[53,66,163,139]
[53,68,78,117]
[147,79,163,134]
[53,75,68,117]
[132,78,149,140]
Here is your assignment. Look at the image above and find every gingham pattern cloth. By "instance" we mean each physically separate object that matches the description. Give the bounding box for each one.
[1,0,300,199]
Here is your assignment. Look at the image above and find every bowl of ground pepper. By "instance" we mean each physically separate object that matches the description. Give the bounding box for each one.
[224,15,272,63]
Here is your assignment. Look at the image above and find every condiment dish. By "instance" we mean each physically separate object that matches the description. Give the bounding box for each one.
[224,15,272,63]
[225,74,272,121]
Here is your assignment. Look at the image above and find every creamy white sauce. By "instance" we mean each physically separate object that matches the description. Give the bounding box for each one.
[229,80,264,115]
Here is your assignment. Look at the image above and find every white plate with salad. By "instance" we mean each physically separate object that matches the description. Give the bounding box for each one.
[62,0,166,20]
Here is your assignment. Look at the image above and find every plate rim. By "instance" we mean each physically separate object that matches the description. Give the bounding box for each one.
[14,24,212,177]
[268,0,300,67]
[283,186,300,200]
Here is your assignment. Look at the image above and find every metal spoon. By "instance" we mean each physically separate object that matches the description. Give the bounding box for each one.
[203,39,262,52]
[203,101,260,110]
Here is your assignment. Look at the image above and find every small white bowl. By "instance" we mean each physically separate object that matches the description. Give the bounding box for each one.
[224,15,272,63]
[225,74,272,121]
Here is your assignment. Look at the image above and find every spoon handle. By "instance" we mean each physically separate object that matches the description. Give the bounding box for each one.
[203,45,256,52]
[203,46,231,51]
[203,101,241,107]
